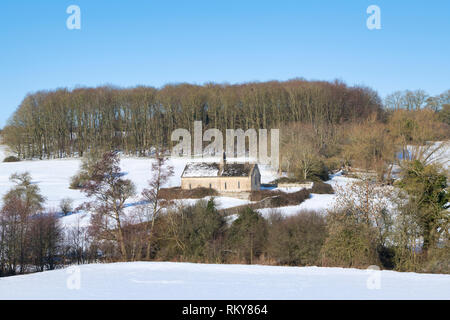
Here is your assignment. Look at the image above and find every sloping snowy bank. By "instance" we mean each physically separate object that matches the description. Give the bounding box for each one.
[0,262,448,300]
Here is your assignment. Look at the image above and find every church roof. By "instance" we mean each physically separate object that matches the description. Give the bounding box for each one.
[182,162,220,177]
[221,163,254,177]
[181,162,257,178]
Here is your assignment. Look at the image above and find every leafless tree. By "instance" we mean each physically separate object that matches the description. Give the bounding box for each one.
[29,212,62,272]
[140,150,174,260]
[79,152,136,261]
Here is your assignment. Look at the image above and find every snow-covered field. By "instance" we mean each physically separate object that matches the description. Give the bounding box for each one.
[0,154,261,225]
[0,147,346,228]
[0,261,448,300]
[1,141,448,227]
[258,172,356,217]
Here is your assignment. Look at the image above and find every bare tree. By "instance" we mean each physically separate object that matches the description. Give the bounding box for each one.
[60,198,74,216]
[66,216,91,264]
[29,212,62,272]
[333,179,394,246]
[79,152,136,261]
[385,91,405,110]
[404,90,428,110]
[141,150,174,260]
[0,172,46,275]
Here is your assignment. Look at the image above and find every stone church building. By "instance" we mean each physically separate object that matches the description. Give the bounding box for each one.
[181,158,261,192]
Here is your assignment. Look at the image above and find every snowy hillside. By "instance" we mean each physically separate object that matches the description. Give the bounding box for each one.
[0,262,448,300]
[258,172,356,217]
[0,150,343,228]
[1,141,448,228]
[0,156,241,207]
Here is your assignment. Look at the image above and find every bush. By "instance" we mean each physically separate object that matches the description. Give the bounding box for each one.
[321,210,380,268]
[250,189,311,207]
[227,207,268,264]
[420,243,450,274]
[267,210,327,266]
[311,181,334,194]
[323,157,343,172]
[3,156,20,162]
[292,159,329,182]
[438,104,450,126]
[69,151,103,189]
[177,199,226,262]
[270,177,305,184]
[59,198,74,216]
[159,187,218,200]
[250,190,279,202]
[154,199,226,262]
[69,174,85,189]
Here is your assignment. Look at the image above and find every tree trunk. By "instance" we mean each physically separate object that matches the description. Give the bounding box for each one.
[114,211,127,261]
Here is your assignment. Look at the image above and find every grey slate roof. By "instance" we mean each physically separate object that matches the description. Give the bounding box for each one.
[181,162,257,178]
[221,163,253,177]
[182,162,220,177]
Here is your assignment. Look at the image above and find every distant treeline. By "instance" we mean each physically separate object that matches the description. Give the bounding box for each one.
[2,79,382,159]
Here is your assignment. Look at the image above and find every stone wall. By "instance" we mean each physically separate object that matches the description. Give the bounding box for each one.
[181,176,253,192]
[277,182,313,189]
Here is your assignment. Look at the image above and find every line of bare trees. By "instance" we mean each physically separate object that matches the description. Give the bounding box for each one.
[280,106,450,184]
[384,89,449,111]
[2,79,383,159]
[0,173,62,276]
[0,171,101,277]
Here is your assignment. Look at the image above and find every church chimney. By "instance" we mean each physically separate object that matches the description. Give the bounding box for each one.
[220,151,226,172]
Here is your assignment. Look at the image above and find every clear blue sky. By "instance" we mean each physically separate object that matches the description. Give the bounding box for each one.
[1,0,449,127]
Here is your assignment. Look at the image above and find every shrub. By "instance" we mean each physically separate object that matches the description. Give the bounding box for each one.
[3,156,20,162]
[177,199,226,262]
[226,207,268,264]
[159,187,218,200]
[268,210,327,266]
[270,177,305,184]
[292,158,329,182]
[311,181,334,194]
[69,151,103,189]
[420,244,450,274]
[323,157,343,172]
[250,189,311,207]
[60,198,74,216]
[321,210,380,268]
[438,104,450,126]
[154,199,226,262]
[249,190,278,202]
[69,174,86,189]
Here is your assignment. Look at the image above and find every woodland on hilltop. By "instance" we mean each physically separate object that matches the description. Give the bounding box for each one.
[2,79,383,159]
[2,80,448,187]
